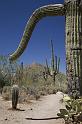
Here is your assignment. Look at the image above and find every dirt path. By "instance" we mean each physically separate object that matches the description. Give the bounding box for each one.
[0,94,65,124]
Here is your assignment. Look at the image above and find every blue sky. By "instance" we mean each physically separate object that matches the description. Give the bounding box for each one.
[0,0,66,73]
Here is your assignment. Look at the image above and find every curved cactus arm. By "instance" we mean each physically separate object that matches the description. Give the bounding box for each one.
[9,4,65,61]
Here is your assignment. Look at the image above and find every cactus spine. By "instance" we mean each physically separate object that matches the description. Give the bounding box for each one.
[12,85,19,109]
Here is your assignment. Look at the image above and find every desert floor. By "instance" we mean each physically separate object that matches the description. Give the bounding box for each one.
[0,93,65,124]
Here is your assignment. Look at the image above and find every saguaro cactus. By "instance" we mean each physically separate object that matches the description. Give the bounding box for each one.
[50,40,60,74]
[9,0,82,96]
[50,40,60,82]
[65,0,82,96]
[12,85,19,109]
[44,40,60,82]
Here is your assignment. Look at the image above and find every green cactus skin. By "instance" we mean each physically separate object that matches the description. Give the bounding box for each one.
[45,58,50,75]
[65,0,82,96]
[12,85,19,109]
[57,57,60,73]
[51,40,55,73]
[9,0,82,96]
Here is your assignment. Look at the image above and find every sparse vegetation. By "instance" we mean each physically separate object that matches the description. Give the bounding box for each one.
[0,60,67,102]
[0,55,18,90]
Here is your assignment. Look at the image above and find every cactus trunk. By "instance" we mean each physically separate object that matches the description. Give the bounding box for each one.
[44,41,60,83]
[65,0,82,96]
[51,40,55,73]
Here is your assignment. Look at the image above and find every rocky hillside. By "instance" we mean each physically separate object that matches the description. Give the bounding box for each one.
[22,63,67,94]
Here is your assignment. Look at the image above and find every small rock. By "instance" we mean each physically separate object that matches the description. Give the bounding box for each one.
[5,118,7,120]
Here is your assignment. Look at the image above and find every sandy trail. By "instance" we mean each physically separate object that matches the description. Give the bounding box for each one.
[0,94,65,124]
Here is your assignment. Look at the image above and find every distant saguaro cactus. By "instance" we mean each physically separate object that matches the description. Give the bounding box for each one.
[50,40,60,78]
[44,40,60,83]
[12,85,19,109]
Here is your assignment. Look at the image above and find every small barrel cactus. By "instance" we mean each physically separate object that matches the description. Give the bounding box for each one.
[11,85,19,109]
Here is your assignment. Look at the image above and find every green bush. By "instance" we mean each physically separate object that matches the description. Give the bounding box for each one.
[57,96,82,124]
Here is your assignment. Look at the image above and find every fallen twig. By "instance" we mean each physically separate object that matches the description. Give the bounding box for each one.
[25,116,63,120]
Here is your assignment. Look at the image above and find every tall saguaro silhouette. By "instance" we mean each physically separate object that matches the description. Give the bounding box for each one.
[9,0,82,96]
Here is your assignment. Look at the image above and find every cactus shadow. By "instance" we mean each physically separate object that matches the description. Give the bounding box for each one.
[8,108,25,111]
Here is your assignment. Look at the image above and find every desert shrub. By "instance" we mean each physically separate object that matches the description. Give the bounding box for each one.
[2,86,11,100]
[57,96,82,124]
[0,55,20,89]
[18,86,28,103]
[1,63,67,102]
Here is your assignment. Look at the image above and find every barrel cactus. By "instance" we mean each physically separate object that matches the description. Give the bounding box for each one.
[11,85,19,109]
